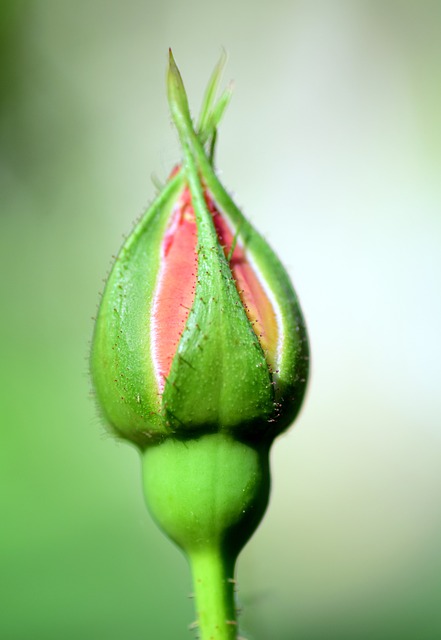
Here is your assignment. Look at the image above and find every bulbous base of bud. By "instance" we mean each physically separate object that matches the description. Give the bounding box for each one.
[142,433,271,560]
[142,433,271,639]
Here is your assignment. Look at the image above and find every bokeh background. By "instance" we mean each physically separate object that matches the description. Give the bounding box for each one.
[1,1,441,639]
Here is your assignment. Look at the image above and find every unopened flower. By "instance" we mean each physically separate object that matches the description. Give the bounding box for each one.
[91,52,308,448]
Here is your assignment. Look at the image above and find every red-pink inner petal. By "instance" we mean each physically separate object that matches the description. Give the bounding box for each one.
[151,187,197,392]
[152,186,279,392]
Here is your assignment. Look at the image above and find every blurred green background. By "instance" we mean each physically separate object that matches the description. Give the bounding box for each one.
[1,1,441,639]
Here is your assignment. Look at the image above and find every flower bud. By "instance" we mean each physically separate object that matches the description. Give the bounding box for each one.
[91,52,309,449]
[91,52,310,638]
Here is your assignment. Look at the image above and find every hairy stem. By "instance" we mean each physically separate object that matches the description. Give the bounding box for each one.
[142,434,270,640]
[190,549,238,640]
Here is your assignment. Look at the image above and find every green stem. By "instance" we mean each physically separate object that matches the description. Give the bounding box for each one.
[142,434,270,639]
[190,548,238,640]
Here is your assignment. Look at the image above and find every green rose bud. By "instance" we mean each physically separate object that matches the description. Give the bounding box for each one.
[91,51,309,639]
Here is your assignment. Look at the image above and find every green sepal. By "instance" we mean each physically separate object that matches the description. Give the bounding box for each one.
[196,49,227,140]
[161,209,276,436]
[162,56,276,437]
[166,54,309,438]
[91,172,185,447]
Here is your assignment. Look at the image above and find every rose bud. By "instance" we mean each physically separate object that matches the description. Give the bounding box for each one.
[91,51,309,639]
